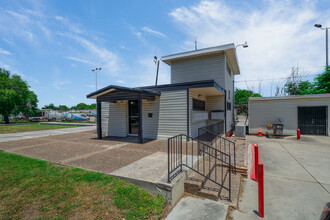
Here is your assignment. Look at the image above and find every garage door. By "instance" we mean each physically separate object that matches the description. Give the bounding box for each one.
[298,106,327,135]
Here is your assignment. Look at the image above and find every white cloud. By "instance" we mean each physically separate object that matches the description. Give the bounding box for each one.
[170,0,329,95]
[65,56,94,65]
[142,27,167,38]
[0,48,12,55]
[115,80,125,84]
[53,80,71,89]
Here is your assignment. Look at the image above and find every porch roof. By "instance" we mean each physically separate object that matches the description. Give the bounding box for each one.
[86,80,225,100]
[86,85,160,99]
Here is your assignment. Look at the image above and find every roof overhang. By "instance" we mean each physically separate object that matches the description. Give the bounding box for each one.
[86,85,160,99]
[161,43,240,75]
[138,80,225,94]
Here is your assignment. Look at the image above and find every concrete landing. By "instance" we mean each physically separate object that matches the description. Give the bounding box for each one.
[166,197,228,220]
[110,152,198,183]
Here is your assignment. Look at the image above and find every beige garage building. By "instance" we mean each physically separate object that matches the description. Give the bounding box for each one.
[248,94,330,136]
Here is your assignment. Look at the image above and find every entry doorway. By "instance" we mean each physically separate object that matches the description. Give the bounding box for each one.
[298,106,327,135]
[128,100,139,135]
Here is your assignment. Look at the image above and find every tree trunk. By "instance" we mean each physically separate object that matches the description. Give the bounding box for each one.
[4,114,9,124]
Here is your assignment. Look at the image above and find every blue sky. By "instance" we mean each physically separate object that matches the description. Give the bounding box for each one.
[1,0,330,108]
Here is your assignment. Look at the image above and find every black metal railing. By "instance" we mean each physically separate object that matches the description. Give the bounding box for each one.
[168,134,232,201]
[197,121,236,172]
[198,120,224,138]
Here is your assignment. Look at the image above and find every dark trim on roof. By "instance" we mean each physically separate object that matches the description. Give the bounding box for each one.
[137,80,225,94]
[86,85,160,99]
[87,80,225,99]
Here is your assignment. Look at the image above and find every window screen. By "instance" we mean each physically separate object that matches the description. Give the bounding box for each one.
[193,98,206,111]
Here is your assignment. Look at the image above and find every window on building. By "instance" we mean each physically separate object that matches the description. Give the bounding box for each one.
[227,102,231,110]
[228,90,231,100]
[193,98,206,111]
[226,61,231,76]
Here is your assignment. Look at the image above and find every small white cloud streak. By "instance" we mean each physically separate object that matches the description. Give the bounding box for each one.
[115,80,125,84]
[65,56,94,65]
[0,48,12,55]
[142,27,167,38]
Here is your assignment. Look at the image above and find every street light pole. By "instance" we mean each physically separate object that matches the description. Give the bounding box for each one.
[314,24,329,67]
[92,67,102,91]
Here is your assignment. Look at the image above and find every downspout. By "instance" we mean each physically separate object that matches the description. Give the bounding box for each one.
[187,89,190,141]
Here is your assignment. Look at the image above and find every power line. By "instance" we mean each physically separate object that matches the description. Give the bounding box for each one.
[235,73,320,83]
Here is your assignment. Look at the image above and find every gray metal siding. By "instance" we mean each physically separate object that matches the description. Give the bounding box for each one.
[249,98,330,136]
[225,56,234,132]
[206,96,224,110]
[101,102,110,135]
[142,98,160,139]
[171,54,226,88]
[108,101,127,137]
[157,90,187,139]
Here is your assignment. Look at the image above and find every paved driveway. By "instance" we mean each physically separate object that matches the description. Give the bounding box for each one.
[232,135,330,220]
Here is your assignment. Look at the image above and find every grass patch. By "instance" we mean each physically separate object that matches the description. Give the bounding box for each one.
[0,124,77,134]
[0,151,166,219]
[0,120,32,124]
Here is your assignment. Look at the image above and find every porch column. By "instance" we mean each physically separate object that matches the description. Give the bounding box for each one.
[97,99,102,139]
[138,95,143,143]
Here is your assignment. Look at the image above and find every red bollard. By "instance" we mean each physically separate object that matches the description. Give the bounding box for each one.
[297,129,301,140]
[254,144,259,182]
[258,163,264,218]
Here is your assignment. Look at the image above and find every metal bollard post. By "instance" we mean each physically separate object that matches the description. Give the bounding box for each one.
[297,129,301,140]
[254,144,259,182]
[258,163,264,218]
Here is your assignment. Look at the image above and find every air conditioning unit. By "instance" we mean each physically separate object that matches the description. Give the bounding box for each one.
[235,125,246,138]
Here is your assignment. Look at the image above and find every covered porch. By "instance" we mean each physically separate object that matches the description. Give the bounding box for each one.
[189,85,227,139]
[87,85,160,143]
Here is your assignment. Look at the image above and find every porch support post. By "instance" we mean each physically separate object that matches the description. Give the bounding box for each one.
[224,91,227,133]
[138,95,143,143]
[97,99,102,139]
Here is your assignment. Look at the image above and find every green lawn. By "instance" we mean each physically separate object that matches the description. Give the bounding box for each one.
[0,120,33,124]
[0,151,166,219]
[0,124,77,134]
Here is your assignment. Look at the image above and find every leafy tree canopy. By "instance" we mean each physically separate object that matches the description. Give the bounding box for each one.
[284,65,330,95]
[0,68,39,123]
[235,89,262,104]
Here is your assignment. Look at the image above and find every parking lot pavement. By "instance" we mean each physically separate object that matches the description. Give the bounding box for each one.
[234,135,330,220]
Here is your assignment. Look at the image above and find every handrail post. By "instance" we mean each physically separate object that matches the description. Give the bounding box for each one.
[229,155,231,201]
[180,135,183,172]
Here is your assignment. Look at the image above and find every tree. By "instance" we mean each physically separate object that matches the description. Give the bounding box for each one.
[314,65,330,94]
[283,65,330,95]
[76,103,88,110]
[42,103,58,110]
[0,68,39,124]
[58,105,69,111]
[235,89,261,115]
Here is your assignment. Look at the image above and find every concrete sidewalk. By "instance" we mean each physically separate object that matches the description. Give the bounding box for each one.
[166,197,228,220]
[0,126,95,142]
[232,135,330,220]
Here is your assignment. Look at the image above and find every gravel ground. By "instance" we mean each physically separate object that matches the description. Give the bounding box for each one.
[0,130,169,176]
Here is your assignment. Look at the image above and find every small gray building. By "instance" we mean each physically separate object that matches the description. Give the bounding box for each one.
[249,94,330,136]
[87,44,240,142]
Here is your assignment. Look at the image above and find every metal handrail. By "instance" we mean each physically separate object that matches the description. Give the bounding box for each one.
[168,133,232,201]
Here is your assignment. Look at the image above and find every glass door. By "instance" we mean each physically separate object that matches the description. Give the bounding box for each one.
[128,100,139,134]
